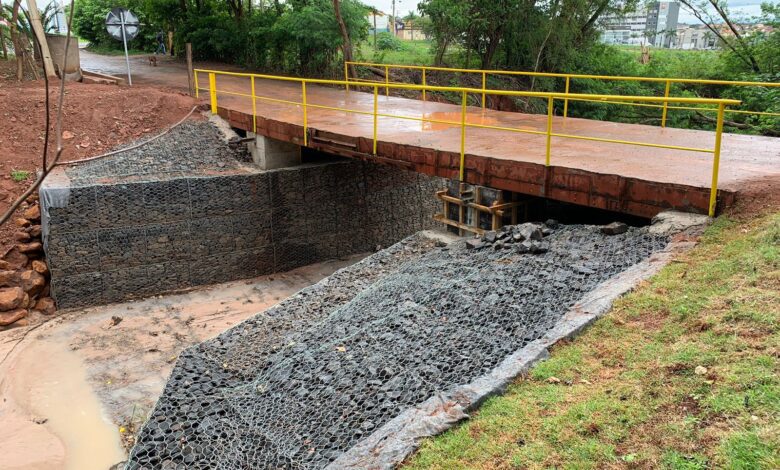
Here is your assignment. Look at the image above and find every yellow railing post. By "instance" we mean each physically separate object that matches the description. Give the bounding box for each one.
[385,65,390,96]
[661,80,671,127]
[208,72,217,114]
[709,103,725,217]
[194,70,199,99]
[251,75,256,134]
[459,91,467,181]
[373,85,378,155]
[301,81,308,146]
[345,62,351,92]
[563,76,570,118]
[422,68,427,102]
[481,72,486,109]
[546,96,554,166]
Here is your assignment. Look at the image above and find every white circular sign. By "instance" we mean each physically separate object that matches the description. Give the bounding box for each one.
[105,8,139,41]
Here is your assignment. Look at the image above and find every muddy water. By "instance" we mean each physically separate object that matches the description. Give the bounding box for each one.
[10,341,125,470]
[7,340,125,470]
[0,254,369,469]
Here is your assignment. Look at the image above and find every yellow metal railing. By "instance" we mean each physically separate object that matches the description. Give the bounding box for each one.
[195,68,740,217]
[345,61,779,127]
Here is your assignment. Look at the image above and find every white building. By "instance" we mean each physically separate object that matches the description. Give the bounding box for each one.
[601,1,680,47]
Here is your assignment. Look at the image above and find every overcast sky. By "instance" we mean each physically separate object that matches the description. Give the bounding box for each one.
[360,0,777,24]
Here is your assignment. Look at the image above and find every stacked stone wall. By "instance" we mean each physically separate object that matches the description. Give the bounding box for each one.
[43,160,444,308]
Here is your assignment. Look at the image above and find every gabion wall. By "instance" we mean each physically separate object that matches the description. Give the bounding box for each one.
[127,224,668,469]
[40,122,443,308]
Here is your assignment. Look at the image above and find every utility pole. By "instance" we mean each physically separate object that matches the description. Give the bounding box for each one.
[392,0,396,37]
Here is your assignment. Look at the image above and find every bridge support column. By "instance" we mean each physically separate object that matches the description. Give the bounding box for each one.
[248,132,301,170]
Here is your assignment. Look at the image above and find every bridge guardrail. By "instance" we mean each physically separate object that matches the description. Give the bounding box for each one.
[195,68,741,217]
[345,61,778,128]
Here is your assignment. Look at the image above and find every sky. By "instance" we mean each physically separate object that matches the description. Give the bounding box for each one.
[360,0,777,24]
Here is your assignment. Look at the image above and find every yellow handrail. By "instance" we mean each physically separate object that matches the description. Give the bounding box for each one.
[195,68,737,216]
[345,61,779,126]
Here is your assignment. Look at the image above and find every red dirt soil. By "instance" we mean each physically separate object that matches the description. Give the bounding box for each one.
[0,61,197,251]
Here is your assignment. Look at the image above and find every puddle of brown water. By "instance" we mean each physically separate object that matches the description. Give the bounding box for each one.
[8,340,126,470]
[422,111,498,131]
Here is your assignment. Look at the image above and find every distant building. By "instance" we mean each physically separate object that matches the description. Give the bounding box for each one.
[601,1,680,47]
[671,23,775,50]
[366,10,405,36]
[397,20,430,41]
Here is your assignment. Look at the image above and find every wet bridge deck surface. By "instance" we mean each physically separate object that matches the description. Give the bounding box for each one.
[212,75,780,217]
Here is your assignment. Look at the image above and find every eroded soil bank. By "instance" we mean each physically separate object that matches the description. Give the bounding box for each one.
[0,255,364,470]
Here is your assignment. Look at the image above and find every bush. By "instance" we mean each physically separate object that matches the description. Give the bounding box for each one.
[376,32,402,51]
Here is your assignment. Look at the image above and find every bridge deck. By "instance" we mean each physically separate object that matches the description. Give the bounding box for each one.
[211,75,779,217]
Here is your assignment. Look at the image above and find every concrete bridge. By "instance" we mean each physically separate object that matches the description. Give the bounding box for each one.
[198,69,779,219]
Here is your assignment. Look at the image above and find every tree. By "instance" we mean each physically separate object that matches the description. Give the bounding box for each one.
[333,0,355,77]
[678,0,761,72]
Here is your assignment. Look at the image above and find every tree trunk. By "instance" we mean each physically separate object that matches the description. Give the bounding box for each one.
[0,27,7,60]
[333,0,355,78]
[11,0,23,80]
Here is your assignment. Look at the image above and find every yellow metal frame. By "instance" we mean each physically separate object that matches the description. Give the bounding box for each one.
[345,61,779,126]
[194,68,737,217]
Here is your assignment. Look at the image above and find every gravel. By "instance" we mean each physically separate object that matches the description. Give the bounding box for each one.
[127,223,668,469]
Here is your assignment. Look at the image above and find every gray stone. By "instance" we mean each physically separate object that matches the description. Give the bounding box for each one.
[601,222,629,235]
[465,239,484,250]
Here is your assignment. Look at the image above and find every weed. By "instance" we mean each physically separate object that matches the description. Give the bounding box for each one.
[10,169,31,182]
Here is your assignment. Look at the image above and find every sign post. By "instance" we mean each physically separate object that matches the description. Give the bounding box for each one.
[105,8,139,86]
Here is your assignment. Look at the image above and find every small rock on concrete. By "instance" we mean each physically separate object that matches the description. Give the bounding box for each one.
[0,308,28,326]
[0,287,26,311]
[483,231,497,243]
[33,297,56,315]
[601,222,628,235]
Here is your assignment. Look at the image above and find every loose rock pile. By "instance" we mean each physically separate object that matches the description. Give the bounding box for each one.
[0,197,55,329]
[128,224,668,469]
[466,220,558,253]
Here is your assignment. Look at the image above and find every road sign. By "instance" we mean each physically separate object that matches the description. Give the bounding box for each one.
[105,8,139,85]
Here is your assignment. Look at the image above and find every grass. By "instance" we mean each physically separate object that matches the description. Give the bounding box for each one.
[10,170,31,182]
[356,39,435,66]
[406,211,780,469]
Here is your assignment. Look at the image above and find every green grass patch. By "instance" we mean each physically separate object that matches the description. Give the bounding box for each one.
[356,39,435,66]
[10,169,31,182]
[406,212,780,469]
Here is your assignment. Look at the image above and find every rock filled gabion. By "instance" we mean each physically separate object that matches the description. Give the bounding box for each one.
[127,223,668,469]
[40,121,443,308]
